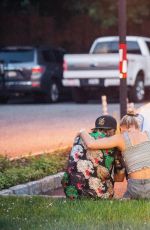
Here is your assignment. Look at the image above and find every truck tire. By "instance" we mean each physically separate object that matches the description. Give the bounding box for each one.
[130,75,145,102]
[72,88,88,103]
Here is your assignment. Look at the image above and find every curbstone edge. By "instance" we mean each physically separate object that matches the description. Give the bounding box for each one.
[0,172,65,196]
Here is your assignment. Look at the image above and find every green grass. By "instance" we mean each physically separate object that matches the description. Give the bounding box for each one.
[0,196,150,230]
[0,148,70,190]
[0,149,150,230]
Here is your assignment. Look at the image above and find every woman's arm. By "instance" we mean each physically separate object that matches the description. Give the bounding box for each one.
[79,130,123,150]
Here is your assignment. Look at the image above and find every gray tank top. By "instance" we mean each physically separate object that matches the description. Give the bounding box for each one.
[122,131,150,174]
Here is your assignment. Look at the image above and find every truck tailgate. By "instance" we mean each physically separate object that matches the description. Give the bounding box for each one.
[63,53,119,79]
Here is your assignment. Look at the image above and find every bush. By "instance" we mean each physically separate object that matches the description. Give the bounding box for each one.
[0,148,70,190]
[0,155,11,172]
[0,172,7,190]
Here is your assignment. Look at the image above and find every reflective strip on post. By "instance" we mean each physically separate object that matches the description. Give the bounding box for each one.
[119,43,127,78]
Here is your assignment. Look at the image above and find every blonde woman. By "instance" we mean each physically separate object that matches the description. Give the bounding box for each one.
[79,112,150,199]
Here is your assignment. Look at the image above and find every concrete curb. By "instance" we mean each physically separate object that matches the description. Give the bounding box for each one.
[0,172,65,196]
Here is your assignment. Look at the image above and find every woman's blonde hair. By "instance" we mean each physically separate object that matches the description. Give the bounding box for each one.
[120,110,140,129]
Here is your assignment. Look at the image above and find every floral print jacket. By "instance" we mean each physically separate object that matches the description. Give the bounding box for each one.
[61,131,124,199]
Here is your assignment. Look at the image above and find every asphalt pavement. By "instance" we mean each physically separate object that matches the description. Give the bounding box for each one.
[0,98,144,158]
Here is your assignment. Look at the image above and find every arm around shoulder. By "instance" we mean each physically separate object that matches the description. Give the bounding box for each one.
[80,130,123,150]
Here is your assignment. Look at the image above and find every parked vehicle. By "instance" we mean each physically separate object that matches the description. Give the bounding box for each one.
[62,36,150,103]
[0,46,70,103]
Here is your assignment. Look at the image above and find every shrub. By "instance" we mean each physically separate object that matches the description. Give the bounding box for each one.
[0,172,7,190]
[0,147,70,190]
[0,155,11,172]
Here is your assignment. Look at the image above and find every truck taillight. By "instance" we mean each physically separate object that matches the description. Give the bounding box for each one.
[63,60,68,71]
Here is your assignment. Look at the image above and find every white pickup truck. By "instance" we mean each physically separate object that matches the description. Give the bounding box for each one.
[62,36,150,103]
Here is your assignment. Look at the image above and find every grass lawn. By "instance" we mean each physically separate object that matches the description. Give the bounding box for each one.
[0,196,150,230]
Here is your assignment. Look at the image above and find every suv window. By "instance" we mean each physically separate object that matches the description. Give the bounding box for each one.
[93,41,141,54]
[40,48,65,64]
[54,49,66,63]
[0,49,34,63]
[41,50,56,63]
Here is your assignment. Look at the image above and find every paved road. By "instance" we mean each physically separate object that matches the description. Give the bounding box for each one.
[0,99,143,158]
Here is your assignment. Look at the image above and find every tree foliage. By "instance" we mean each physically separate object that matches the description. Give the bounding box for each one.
[127,0,150,24]
[0,0,150,28]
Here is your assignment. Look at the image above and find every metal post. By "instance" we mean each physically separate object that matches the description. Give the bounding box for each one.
[118,0,127,118]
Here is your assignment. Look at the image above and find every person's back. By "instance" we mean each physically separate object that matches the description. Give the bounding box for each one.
[121,130,150,177]
[119,113,150,199]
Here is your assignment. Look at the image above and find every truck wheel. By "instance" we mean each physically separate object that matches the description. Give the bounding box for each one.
[130,76,145,102]
[72,88,88,103]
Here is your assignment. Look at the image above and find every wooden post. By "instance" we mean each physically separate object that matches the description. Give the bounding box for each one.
[101,95,108,115]
[127,102,135,113]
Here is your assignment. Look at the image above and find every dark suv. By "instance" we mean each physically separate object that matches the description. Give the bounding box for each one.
[0,46,69,103]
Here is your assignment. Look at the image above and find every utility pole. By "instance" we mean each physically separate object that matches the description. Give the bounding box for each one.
[118,0,127,118]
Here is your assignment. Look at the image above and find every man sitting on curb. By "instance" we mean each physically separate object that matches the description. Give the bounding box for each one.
[61,115,125,199]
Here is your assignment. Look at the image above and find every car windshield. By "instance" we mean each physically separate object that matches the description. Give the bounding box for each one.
[0,49,34,63]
